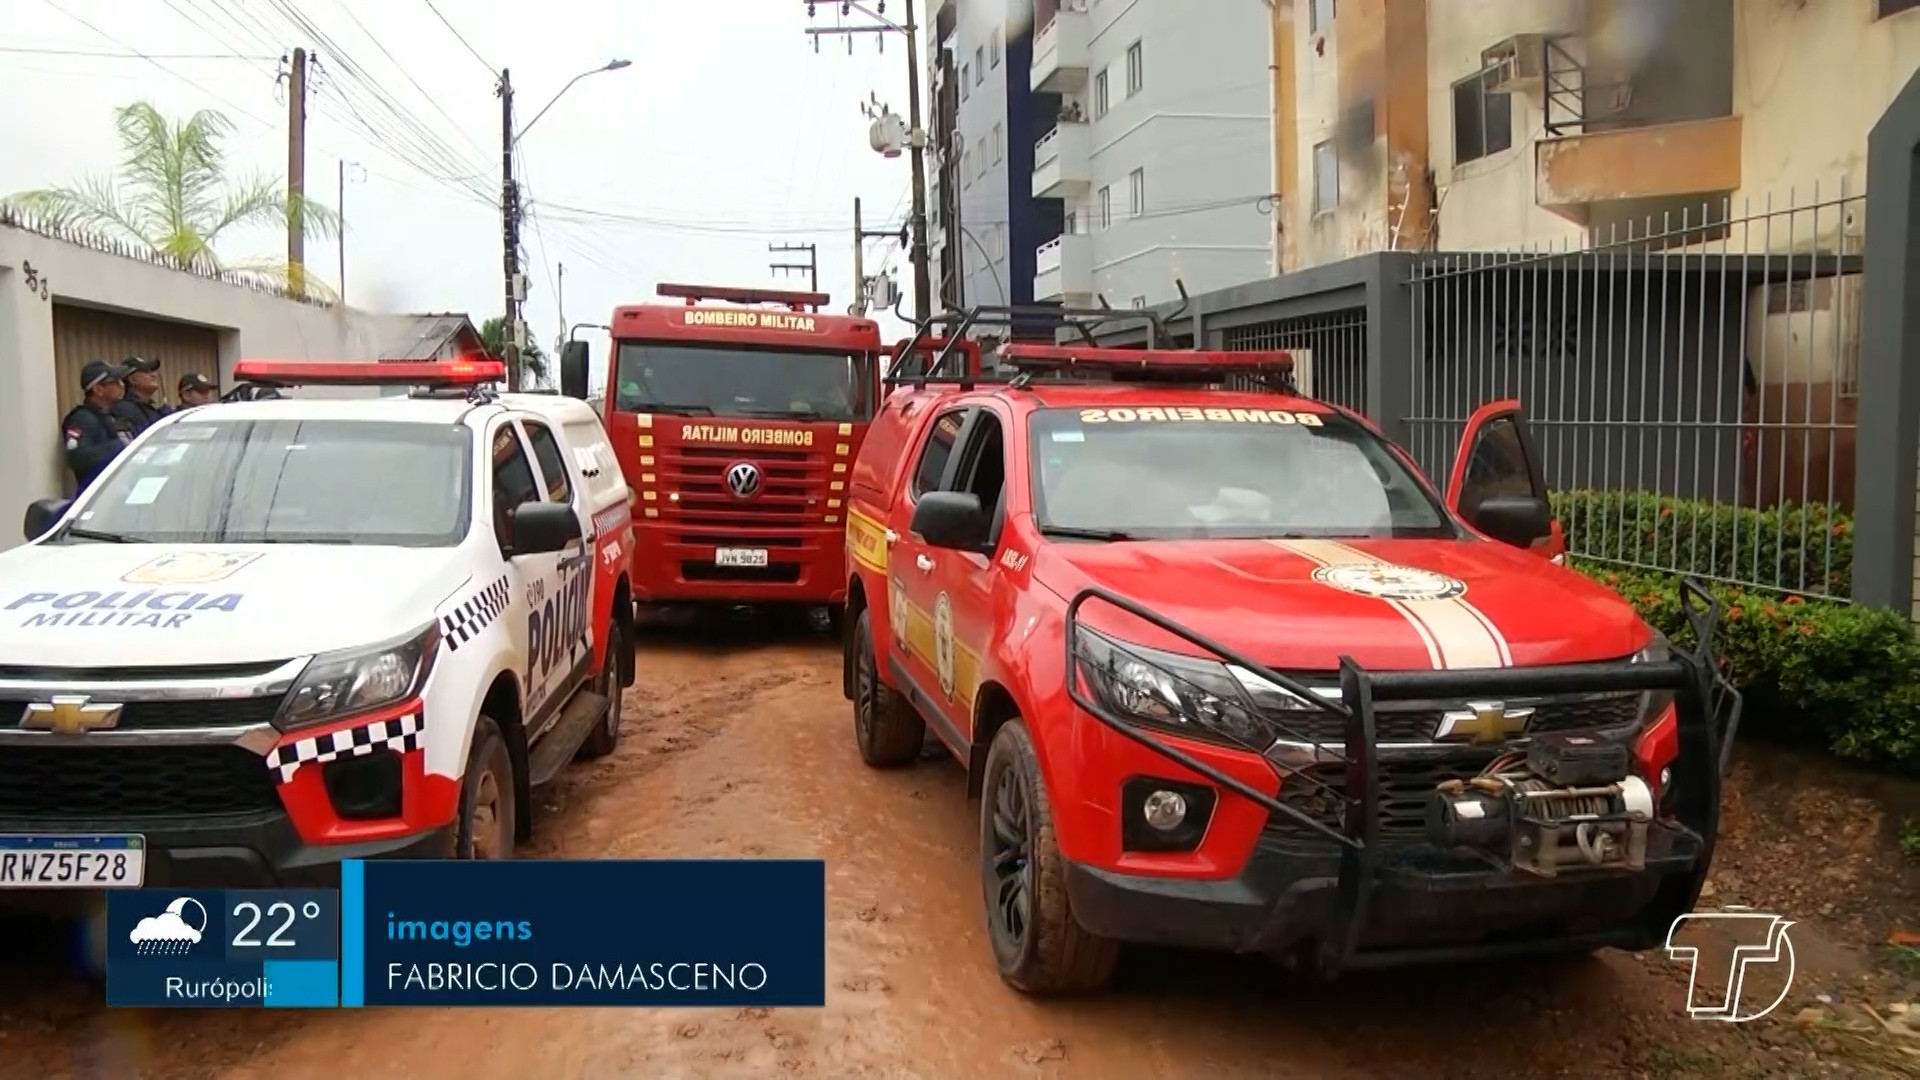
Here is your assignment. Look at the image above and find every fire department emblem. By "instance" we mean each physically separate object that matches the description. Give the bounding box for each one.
[121,551,263,585]
[1312,563,1466,602]
[933,592,956,702]
[888,578,909,650]
[725,461,762,499]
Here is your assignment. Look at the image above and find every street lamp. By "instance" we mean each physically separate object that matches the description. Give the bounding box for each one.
[516,59,632,144]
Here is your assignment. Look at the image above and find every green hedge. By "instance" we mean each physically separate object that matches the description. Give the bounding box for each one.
[1574,564,1919,772]
[1552,489,1852,598]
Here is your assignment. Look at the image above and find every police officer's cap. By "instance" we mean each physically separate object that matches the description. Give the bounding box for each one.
[122,355,162,374]
[80,359,128,393]
[178,372,215,394]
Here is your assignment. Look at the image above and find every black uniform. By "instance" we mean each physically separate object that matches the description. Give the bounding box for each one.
[63,402,137,493]
[114,394,173,433]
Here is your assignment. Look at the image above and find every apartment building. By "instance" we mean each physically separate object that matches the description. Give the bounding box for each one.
[927,0,1057,315]
[1270,0,1920,266]
[1029,0,1273,309]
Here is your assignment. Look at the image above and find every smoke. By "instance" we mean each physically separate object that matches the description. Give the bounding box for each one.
[347,271,407,316]
[1588,0,1678,78]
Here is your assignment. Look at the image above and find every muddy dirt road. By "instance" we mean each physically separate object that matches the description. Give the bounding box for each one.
[0,618,1897,1078]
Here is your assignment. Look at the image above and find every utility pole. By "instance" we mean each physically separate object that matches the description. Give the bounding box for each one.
[336,159,345,303]
[498,68,523,390]
[852,198,865,316]
[768,242,819,294]
[285,47,309,298]
[557,262,566,341]
[802,0,931,324]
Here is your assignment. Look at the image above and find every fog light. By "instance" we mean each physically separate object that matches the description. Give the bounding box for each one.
[1142,790,1188,831]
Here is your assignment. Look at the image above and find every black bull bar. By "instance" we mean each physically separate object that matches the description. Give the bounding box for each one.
[1062,576,1743,970]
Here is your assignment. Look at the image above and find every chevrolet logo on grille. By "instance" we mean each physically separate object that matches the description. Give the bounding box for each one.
[1434,701,1534,744]
[22,695,124,735]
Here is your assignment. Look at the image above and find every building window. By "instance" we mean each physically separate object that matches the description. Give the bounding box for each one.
[1094,69,1110,118]
[991,223,1005,260]
[1878,0,1919,16]
[992,123,1002,164]
[1451,71,1513,165]
[977,136,988,177]
[1097,185,1112,230]
[1310,0,1335,33]
[1312,139,1338,215]
[961,64,971,100]
[991,27,1003,66]
[962,145,971,187]
[974,47,985,84]
[1125,41,1143,96]
[1128,168,1145,218]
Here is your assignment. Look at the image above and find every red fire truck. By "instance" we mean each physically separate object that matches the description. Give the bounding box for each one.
[559,283,888,625]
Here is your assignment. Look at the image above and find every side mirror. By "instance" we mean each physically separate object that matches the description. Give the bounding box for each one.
[1467,494,1553,549]
[559,341,591,400]
[23,498,72,543]
[508,502,582,556]
[911,491,989,551]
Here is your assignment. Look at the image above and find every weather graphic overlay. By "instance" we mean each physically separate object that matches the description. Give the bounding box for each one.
[107,890,341,1008]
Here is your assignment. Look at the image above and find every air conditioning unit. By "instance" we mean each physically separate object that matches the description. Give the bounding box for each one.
[1481,33,1547,95]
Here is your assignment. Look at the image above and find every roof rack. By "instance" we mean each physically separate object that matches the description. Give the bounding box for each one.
[883,281,1195,388]
[996,344,1295,384]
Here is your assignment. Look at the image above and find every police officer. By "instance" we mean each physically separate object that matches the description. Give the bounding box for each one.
[176,372,219,408]
[116,355,174,431]
[63,360,138,493]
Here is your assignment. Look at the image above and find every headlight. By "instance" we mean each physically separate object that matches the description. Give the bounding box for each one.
[277,622,441,731]
[1630,628,1675,728]
[1075,629,1315,749]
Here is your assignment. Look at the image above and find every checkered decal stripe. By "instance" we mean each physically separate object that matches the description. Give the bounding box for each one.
[267,713,423,783]
[442,574,510,652]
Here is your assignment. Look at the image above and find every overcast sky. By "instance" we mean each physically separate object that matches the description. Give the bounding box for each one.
[2,0,922,363]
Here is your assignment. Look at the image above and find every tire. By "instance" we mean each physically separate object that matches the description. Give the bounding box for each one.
[577,616,626,760]
[447,716,516,860]
[980,719,1119,995]
[853,608,924,767]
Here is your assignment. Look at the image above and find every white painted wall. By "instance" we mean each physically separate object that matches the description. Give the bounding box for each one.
[0,224,393,551]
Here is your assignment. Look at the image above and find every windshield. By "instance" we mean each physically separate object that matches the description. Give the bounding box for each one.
[1028,406,1455,540]
[613,341,869,421]
[62,419,471,546]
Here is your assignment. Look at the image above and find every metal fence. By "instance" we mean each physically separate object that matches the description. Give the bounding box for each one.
[1403,186,1863,600]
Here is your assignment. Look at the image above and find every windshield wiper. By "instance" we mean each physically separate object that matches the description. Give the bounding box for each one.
[1039,525,1140,542]
[626,402,714,416]
[62,527,142,543]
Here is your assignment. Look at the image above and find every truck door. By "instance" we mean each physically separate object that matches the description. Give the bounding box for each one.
[922,405,1010,742]
[506,418,593,730]
[1446,400,1565,561]
[887,404,972,745]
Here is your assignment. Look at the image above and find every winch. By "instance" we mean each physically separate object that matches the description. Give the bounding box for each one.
[1426,732,1656,877]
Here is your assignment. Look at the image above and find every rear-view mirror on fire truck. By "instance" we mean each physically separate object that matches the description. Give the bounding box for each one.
[559,341,592,400]
[910,491,990,552]
[1466,493,1554,549]
[506,500,582,556]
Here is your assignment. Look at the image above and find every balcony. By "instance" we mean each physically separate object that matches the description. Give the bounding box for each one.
[1534,115,1743,225]
[1030,8,1089,93]
[1031,122,1090,201]
[1033,233,1092,303]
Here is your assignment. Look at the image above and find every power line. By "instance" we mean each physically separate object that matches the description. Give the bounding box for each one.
[37,0,280,129]
[419,0,494,73]
[0,45,275,59]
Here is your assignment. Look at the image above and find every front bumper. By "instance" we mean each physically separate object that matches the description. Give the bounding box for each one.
[630,523,846,605]
[1062,579,1742,975]
[1066,824,1702,969]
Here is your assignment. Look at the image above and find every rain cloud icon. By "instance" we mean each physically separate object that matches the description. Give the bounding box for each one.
[129,897,208,955]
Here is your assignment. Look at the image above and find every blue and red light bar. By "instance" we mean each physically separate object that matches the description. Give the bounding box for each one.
[657,282,830,312]
[996,344,1294,375]
[231,359,507,387]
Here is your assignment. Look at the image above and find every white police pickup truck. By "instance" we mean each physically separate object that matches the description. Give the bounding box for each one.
[0,360,637,895]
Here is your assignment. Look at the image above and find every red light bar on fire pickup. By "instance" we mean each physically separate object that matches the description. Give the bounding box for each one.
[231,359,508,387]
[995,344,1294,379]
[656,282,831,312]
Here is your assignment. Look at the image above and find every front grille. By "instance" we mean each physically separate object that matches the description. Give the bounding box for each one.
[1267,755,1497,849]
[1262,692,1642,745]
[676,533,807,548]
[0,744,281,818]
[0,697,283,732]
[663,447,824,525]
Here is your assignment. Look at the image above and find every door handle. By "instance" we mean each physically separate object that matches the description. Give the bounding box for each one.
[915,554,935,573]
[885,529,899,545]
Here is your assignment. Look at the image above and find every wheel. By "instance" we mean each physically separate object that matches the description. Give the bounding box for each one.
[980,719,1118,995]
[853,608,924,767]
[577,616,626,760]
[447,716,516,860]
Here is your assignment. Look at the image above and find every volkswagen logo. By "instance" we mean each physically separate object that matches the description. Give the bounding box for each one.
[725,461,763,499]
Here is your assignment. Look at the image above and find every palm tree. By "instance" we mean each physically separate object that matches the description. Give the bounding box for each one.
[1,101,340,297]
[479,316,550,386]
